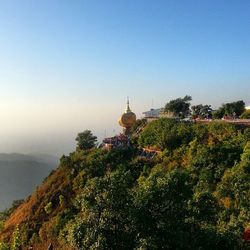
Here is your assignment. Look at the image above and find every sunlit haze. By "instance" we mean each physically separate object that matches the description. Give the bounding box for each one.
[0,0,249,156]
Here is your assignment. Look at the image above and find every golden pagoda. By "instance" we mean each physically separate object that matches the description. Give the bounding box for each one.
[118,98,136,135]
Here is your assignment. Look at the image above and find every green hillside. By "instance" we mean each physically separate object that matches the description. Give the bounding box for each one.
[0,119,250,250]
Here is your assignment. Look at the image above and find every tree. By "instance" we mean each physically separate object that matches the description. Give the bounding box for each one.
[211,142,250,248]
[191,104,213,119]
[191,192,219,225]
[75,130,97,150]
[164,95,192,118]
[68,170,135,249]
[224,100,245,116]
[213,100,245,119]
[133,169,193,249]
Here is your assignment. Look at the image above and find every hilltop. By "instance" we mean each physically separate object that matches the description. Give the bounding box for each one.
[0,119,250,249]
[0,153,58,211]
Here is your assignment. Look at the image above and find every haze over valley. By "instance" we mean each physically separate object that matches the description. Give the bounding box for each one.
[0,153,58,210]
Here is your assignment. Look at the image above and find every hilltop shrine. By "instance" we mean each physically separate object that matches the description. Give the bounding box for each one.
[118,98,136,135]
[102,99,136,149]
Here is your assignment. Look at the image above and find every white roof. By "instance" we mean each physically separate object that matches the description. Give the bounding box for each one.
[143,108,161,117]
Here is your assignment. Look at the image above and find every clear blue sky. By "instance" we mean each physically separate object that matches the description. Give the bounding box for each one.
[0,0,249,155]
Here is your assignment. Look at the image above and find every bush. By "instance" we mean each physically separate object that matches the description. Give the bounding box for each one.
[240,110,250,119]
[11,225,21,250]
[0,242,9,250]
[44,202,53,214]
[138,118,193,150]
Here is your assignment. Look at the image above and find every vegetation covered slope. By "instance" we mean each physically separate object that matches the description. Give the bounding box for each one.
[0,119,250,250]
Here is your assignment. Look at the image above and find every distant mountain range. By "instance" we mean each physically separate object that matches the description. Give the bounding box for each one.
[0,153,58,211]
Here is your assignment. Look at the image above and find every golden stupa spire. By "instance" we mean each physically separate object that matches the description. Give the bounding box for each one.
[125,96,131,113]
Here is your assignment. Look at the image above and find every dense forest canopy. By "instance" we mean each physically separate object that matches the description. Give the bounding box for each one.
[0,118,250,249]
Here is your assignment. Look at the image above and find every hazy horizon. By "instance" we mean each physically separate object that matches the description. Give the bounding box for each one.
[0,0,249,156]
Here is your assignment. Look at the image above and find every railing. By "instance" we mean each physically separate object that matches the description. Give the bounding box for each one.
[196,119,250,126]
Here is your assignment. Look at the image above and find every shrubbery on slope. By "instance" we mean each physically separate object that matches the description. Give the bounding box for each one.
[0,119,250,249]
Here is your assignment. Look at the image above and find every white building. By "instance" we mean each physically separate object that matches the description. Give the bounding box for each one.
[143,108,161,118]
[143,108,177,122]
